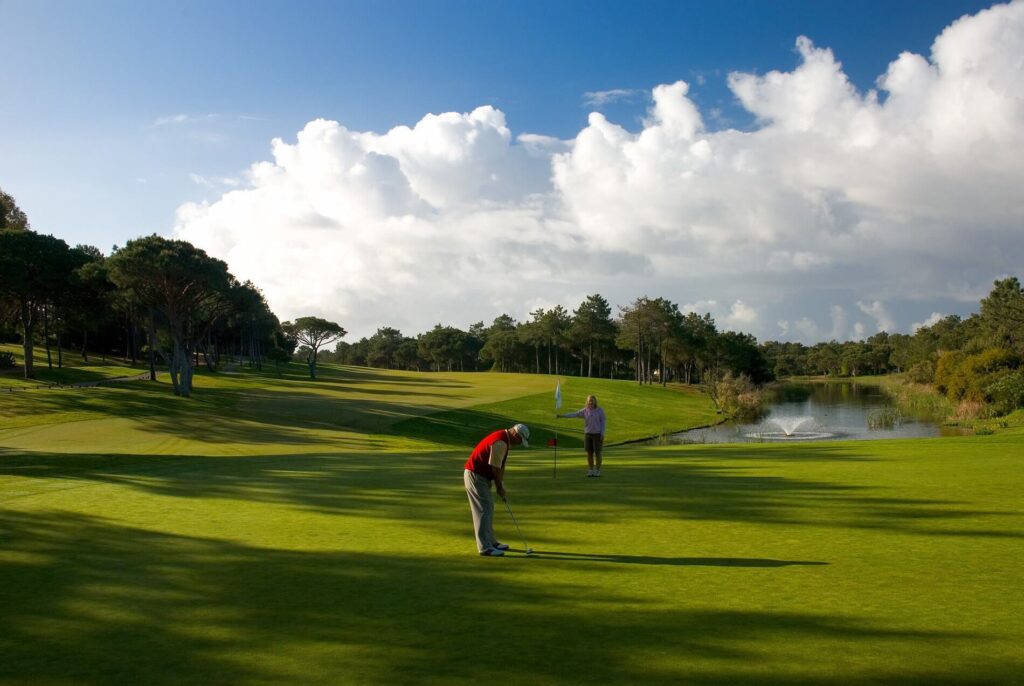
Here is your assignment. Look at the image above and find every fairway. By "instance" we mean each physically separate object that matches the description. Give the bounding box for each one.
[1,366,1022,684]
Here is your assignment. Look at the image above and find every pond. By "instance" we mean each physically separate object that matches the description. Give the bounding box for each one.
[662,381,964,444]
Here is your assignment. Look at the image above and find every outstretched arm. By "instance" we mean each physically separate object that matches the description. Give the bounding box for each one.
[489,441,509,499]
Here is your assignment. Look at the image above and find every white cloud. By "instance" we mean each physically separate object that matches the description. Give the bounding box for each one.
[726,300,758,326]
[189,173,240,189]
[582,89,644,107]
[857,300,896,333]
[174,2,1024,340]
[153,113,220,127]
[794,317,819,341]
[682,299,717,314]
[829,305,848,341]
[912,312,946,332]
[154,114,190,126]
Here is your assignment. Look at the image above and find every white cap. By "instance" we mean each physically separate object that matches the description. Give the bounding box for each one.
[512,423,530,448]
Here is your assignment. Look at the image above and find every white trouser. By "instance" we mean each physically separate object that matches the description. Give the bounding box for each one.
[464,469,495,552]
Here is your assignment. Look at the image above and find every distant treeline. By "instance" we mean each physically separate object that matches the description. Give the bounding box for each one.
[320,297,770,386]
[760,278,1024,416]
[2,186,1022,414]
[318,278,1024,417]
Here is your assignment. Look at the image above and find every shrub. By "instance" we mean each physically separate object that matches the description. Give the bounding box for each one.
[933,351,964,395]
[906,359,936,384]
[0,351,15,369]
[954,399,987,421]
[986,370,1024,416]
[708,372,764,420]
[867,406,902,430]
[937,348,1020,402]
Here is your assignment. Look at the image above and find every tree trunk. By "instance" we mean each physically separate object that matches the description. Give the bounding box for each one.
[168,341,183,395]
[20,300,35,379]
[660,341,666,386]
[179,344,193,397]
[646,343,653,385]
[148,309,158,381]
[636,322,642,384]
[249,321,257,369]
[308,356,318,379]
[129,304,138,366]
[43,305,53,370]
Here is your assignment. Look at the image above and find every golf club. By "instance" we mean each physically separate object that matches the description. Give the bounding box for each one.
[502,496,534,555]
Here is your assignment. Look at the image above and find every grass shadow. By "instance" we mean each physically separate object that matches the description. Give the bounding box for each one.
[513,550,830,567]
[1,509,1016,685]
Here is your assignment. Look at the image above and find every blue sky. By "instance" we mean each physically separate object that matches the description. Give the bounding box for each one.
[1,0,1019,341]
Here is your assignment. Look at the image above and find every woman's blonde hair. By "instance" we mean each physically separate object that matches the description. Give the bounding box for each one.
[587,394,598,407]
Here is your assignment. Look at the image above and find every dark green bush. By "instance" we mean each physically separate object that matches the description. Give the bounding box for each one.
[986,370,1024,416]
[933,351,964,395]
[936,348,1019,401]
[906,359,936,384]
[709,372,765,421]
[0,351,15,369]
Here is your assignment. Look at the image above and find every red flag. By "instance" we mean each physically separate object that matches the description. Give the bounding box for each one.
[547,438,557,447]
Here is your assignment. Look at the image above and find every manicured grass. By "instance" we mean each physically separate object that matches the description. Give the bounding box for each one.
[1,364,1022,684]
[0,342,148,390]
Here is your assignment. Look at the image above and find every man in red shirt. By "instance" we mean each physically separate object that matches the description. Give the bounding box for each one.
[463,423,530,556]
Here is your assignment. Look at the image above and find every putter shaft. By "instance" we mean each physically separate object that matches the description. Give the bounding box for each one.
[503,498,531,553]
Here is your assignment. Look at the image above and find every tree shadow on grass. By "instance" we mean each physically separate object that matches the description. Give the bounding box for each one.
[516,444,1024,539]
[325,364,474,387]
[389,405,584,449]
[0,510,1018,686]
[0,378,484,446]
[259,363,476,390]
[513,550,829,567]
[3,444,1021,544]
[2,360,498,444]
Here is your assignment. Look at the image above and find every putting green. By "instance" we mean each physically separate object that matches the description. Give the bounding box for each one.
[1,364,1021,684]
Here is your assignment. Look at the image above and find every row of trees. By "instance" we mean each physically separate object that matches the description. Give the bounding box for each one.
[6,186,1020,414]
[759,279,1024,380]
[324,295,770,385]
[759,278,1024,415]
[1,188,289,396]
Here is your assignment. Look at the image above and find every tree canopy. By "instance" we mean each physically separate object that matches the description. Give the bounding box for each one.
[283,316,346,379]
[108,235,235,396]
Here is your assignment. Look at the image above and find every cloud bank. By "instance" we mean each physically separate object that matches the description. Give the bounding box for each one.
[174,1,1024,342]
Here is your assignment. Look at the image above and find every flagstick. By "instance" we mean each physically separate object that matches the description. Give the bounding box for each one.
[553,379,561,479]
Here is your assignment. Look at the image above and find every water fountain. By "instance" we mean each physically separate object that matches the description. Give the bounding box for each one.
[772,416,813,436]
[660,381,951,445]
[745,415,836,441]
